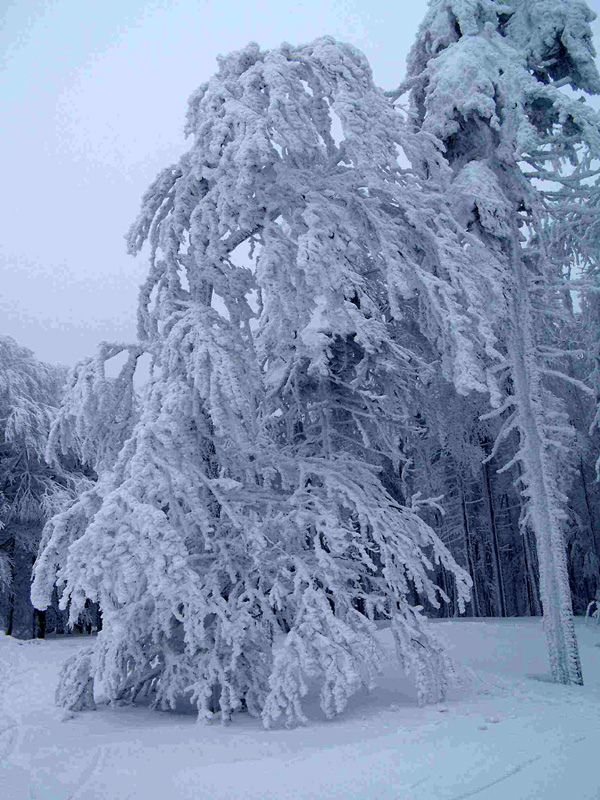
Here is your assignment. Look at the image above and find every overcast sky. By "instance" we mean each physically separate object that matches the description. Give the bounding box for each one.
[2,0,600,367]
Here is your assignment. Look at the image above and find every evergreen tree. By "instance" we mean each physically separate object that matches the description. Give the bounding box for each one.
[0,335,68,638]
[395,0,600,685]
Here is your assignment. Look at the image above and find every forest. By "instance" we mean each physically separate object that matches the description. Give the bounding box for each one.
[2,0,600,730]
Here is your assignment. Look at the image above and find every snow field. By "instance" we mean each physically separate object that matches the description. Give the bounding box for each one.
[1,617,599,799]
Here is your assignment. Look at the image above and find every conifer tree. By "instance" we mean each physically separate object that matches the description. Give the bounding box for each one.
[395,0,600,685]
[0,335,67,638]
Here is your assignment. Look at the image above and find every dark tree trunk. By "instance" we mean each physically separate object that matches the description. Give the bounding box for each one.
[459,478,480,617]
[34,608,46,638]
[523,524,542,617]
[483,460,507,617]
[579,459,600,565]
[8,544,36,640]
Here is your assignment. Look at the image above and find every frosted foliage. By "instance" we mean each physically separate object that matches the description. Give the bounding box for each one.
[0,336,66,529]
[0,337,62,465]
[31,482,102,612]
[32,342,143,613]
[411,0,599,92]
[46,343,142,475]
[402,0,600,685]
[0,549,11,592]
[33,38,478,726]
[55,646,96,711]
[451,161,513,237]
[506,0,600,92]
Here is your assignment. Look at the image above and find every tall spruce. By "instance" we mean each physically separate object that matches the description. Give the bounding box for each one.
[395,0,600,685]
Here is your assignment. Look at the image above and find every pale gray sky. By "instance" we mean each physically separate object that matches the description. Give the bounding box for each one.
[2,0,600,367]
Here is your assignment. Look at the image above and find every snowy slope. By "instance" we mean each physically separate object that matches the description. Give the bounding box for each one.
[1,618,599,799]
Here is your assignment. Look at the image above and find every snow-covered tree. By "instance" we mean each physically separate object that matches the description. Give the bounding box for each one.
[0,335,68,638]
[46,341,143,476]
[31,341,143,641]
[395,0,600,685]
[30,38,497,726]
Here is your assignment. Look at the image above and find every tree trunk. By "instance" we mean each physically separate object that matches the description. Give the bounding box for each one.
[459,477,480,617]
[579,459,600,564]
[5,536,15,636]
[8,544,36,640]
[34,609,46,639]
[508,245,583,684]
[482,457,507,617]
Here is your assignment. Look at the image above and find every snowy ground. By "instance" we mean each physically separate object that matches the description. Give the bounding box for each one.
[1,618,599,800]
